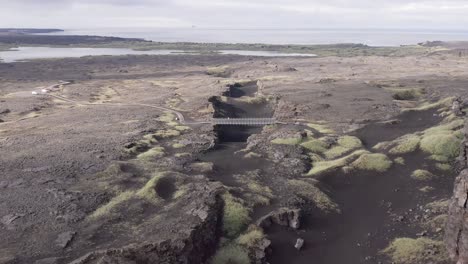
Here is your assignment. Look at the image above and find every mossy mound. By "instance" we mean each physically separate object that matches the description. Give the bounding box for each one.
[189,162,214,173]
[382,237,447,264]
[211,244,250,264]
[288,179,339,213]
[411,169,436,181]
[306,123,334,134]
[420,134,461,162]
[222,193,251,238]
[394,157,405,165]
[307,150,368,176]
[337,136,363,149]
[436,163,452,171]
[300,139,329,152]
[237,226,266,247]
[403,97,455,112]
[350,153,392,172]
[136,146,165,161]
[389,88,424,100]
[154,129,181,139]
[388,135,420,154]
[271,137,302,145]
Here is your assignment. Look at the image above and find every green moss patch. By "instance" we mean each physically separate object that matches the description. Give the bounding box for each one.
[420,134,461,162]
[307,150,368,176]
[402,97,455,112]
[137,147,165,161]
[300,138,329,152]
[388,88,424,100]
[189,162,214,173]
[388,135,420,154]
[394,157,405,165]
[154,129,181,139]
[271,137,302,145]
[288,179,339,213]
[411,169,436,181]
[350,153,393,172]
[307,123,334,134]
[237,226,266,247]
[244,152,261,158]
[436,163,452,171]
[382,237,447,264]
[211,244,250,264]
[222,193,251,238]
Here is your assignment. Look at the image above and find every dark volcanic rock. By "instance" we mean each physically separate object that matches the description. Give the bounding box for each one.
[446,119,468,263]
[68,177,223,264]
[257,208,302,230]
[445,169,468,264]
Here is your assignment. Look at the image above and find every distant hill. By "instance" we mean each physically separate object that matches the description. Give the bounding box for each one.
[0,28,64,34]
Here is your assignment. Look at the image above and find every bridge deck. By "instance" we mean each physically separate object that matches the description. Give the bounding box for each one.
[212,118,276,126]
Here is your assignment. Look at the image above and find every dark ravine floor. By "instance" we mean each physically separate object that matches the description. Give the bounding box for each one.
[267,109,455,264]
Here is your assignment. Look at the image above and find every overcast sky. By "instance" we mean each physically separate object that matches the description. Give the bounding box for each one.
[1,0,468,30]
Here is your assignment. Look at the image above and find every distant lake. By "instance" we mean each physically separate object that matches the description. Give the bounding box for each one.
[0,47,316,63]
[44,28,468,46]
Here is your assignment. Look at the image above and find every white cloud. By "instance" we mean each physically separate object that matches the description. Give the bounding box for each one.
[1,0,468,29]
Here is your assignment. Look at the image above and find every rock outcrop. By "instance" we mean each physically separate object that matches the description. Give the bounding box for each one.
[446,119,468,264]
[257,208,302,230]
[62,177,223,264]
[445,169,468,264]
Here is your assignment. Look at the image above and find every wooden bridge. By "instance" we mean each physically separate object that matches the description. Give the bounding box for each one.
[211,118,276,126]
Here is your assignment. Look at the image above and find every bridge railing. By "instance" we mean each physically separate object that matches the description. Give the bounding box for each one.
[211,118,276,126]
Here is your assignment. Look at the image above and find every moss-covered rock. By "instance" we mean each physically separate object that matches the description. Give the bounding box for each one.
[382,237,447,264]
[411,169,436,181]
[350,153,393,172]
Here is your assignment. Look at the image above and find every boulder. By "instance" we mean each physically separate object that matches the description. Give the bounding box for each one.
[294,238,305,250]
[257,208,302,230]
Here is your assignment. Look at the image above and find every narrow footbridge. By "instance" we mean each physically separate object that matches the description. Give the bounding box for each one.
[211,118,276,126]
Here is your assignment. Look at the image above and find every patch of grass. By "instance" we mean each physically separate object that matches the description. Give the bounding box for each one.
[154,129,181,138]
[207,66,230,77]
[382,237,447,264]
[388,135,420,154]
[424,119,464,134]
[307,150,368,176]
[403,97,455,112]
[337,136,362,149]
[244,152,261,158]
[222,193,251,238]
[136,172,165,200]
[411,169,436,181]
[420,134,461,162]
[142,134,159,144]
[300,138,329,153]
[388,88,424,100]
[271,137,302,145]
[423,214,447,231]
[89,191,134,219]
[288,179,340,213]
[307,123,334,134]
[237,226,265,247]
[174,125,191,131]
[394,157,405,165]
[436,163,452,171]
[211,244,250,264]
[350,153,393,172]
[190,162,214,173]
[172,143,185,149]
[137,147,165,161]
[175,153,191,158]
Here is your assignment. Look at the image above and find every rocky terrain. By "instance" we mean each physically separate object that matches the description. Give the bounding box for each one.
[2,40,468,263]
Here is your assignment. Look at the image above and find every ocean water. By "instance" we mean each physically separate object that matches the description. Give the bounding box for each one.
[45,28,468,47]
